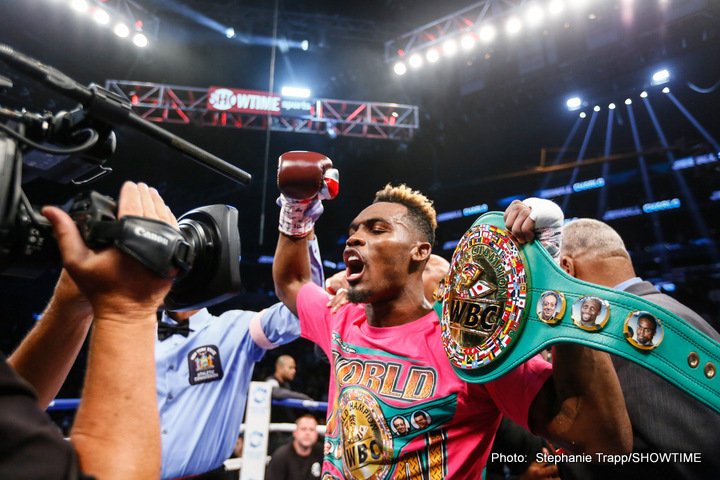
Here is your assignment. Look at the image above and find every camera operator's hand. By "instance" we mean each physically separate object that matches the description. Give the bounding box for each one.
[42,181,177,319]
[38,181,175,479]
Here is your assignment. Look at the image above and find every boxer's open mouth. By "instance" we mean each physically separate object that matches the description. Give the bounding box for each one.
[344,250,365,283]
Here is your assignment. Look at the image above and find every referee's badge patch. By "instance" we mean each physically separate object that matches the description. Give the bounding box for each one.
[188,345,224,385]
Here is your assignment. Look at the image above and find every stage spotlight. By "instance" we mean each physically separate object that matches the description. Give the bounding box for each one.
[651,68,670,85]
[132,32,148,48]
[300,40,309,51]
[442,39,458,56]
[113,22,130,38]
[662,87,670,94]
[460,34,476,50]
[640,91,648,98]
[579,112,587,118]
[608,103,616,110]
[408,53,423,69]
[426,48,440,63]
[281,86,311,98]
[92,8,110,25]
[326,122,338,139]
[549,0,565,15]
[505,16,523,35]
[625,98,632,105]
[70,0,89,13]
[478,24,497,43]
[525,4,545,27]
[566,96,582,111]
[393,62,407,76]
[225,27,235,38]
[593,105,601,112]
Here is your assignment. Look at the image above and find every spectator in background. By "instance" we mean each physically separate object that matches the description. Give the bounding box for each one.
[557,218,720,479]
[265,354,313,454]
[231,435,243,459]
[266,414,323,480]
[266,354,313,402]
[3,182,174,479]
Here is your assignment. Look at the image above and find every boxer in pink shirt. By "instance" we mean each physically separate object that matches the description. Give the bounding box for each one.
[272,153,630,479]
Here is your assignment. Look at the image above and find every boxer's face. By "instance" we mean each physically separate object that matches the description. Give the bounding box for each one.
[344,202,417,304]
[636,317,656,345]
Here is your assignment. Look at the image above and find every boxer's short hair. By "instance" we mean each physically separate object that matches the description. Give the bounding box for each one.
[374,184,436,244]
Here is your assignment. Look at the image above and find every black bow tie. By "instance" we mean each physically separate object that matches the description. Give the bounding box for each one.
[158,322,194,341]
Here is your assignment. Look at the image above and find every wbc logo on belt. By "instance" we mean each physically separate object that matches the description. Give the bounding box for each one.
[439,224,528,370]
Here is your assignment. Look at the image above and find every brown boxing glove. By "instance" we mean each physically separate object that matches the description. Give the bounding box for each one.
[277,151,339,237]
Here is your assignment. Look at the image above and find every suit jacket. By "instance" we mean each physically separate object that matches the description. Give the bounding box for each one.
[560,281,720,480]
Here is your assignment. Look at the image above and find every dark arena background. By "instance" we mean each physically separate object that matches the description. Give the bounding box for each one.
[1,0,719,463]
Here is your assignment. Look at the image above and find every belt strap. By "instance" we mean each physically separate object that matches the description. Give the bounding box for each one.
[435,212,720,414]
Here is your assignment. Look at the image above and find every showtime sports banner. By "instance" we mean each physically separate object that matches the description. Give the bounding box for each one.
[207,86,314,116]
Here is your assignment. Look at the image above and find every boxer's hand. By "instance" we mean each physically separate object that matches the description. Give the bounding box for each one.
[325,270,351,312]
[277,151,338,237]
[278,151,338,201]
[504,200,536,244]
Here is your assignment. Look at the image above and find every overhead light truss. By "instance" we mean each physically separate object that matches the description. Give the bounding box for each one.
[104,80,419,140]
[384,0,526,63]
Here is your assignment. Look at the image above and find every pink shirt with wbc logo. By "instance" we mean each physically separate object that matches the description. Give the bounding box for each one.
[297,283,553,480]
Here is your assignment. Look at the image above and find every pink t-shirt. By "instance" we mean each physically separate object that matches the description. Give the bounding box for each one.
[297,283,553,479]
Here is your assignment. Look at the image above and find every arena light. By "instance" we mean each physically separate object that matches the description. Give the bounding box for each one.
[460,34,476,51]
[651,68,670,85]
[579,112,587,118]
[132,32,148,48]
[70,0,89,13]
[225,27,235,39]
[640,91,648,98]
[505,16,523,36]
[625,98,632,105]
[92,8,110,25]
[300,40,309,51]
[426,48,440,63]
[548,0,565,15]
[393,62,407,76]
[281,86,311,98]
[442,39,458,56]
[593,105,601,112]
[662,86,670,94]
[113,22,130,38]
[525,4,545,27]
[408,53,423,69]
[566,96,582,111]
[608,103,616,110]
[478,24,497,43]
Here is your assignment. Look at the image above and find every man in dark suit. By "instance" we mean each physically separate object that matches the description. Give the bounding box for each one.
[557,218,720,480]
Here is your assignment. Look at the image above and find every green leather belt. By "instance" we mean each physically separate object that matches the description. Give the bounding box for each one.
[434,212,720,414]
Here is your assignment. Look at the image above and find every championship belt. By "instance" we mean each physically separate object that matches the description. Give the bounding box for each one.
[435,212,720,414]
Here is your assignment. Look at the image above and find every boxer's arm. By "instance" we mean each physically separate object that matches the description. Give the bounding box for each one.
[274,151,338,316]
[528,345,632,455]
[274,233,311,316]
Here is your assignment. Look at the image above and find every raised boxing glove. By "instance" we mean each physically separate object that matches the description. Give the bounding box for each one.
[277,151,339,237]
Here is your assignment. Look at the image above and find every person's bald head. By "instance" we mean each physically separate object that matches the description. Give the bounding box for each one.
[559,219,636,286]
[275,354,297,382]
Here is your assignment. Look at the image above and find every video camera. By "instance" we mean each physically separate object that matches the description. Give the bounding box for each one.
[0,44,252,311]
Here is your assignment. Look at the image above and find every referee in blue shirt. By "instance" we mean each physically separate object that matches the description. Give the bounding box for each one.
[155,235,324,479]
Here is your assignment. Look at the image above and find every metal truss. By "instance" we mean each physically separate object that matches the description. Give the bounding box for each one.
[104,80,419,141]
[384,0,526,63]
[384,0,711,63]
